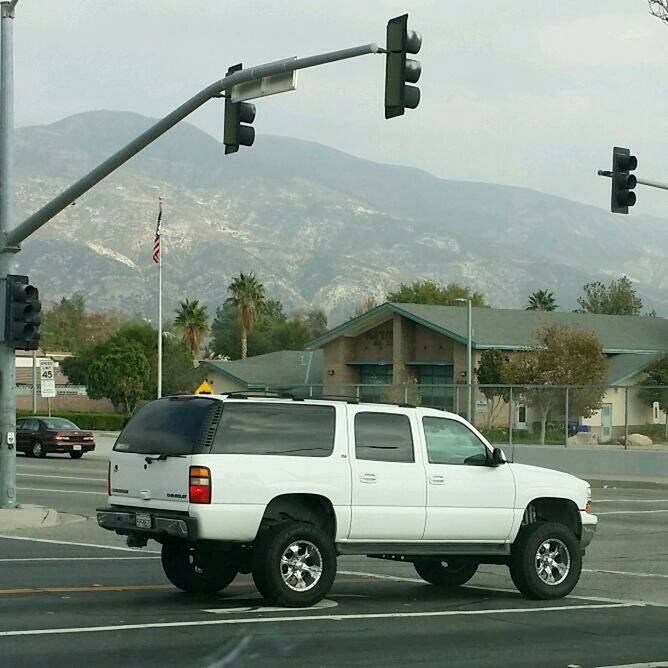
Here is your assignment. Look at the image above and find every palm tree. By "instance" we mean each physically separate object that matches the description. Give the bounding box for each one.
[174,298,209,357]
[526,290,558,311]
[226,271,266,359]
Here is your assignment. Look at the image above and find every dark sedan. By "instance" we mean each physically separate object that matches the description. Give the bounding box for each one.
[16,417,96,459]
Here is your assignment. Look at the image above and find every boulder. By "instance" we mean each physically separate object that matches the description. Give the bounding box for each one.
[567,431,599,446]
[623,433,653,447]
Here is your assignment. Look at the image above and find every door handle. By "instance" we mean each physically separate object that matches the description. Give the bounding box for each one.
[359,473,377,483]
[429,475,445,485]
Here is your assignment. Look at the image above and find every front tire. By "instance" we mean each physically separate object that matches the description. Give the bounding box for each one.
[414,558,478,588]
[510,521,582,600]
[252,522,336,608]
[161,542,238,595]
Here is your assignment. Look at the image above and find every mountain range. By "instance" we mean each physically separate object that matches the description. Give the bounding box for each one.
[12,110,668,324]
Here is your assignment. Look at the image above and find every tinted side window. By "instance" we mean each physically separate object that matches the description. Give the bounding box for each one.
[354,412,414,463]
[114,397,220,455]
[211,403,335,457]
[423,417,488,466]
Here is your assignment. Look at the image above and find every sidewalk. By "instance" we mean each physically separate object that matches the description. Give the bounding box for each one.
[0,504,59,532]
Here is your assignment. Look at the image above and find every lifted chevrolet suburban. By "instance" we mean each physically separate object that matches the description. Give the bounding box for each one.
[97,394,596,607]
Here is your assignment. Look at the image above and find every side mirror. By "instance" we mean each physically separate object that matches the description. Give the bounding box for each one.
[489,447,505,467]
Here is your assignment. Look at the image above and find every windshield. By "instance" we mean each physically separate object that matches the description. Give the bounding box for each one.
[113,396,220,455]
[42,418,79,430]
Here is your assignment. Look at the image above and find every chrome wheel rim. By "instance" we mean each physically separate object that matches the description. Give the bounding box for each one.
[535,538,570,586]
[33,443,42,457]
[280,540,323,592]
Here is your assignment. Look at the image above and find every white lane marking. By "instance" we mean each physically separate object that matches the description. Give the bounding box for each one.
[17,487,107,496]
[17,473,106,483]
[203,599,338,614]
[0,602,636,638]
[0,535,160,554]
[339,570,667,607]
[584,568,668,580]
[592,662,668,667]
[597,510,668,515]
[0,557,159,562]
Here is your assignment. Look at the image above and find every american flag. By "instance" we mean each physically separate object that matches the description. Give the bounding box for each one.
[152,199,162,264]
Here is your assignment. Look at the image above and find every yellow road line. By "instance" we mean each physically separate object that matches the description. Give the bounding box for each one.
[0,577,376,596]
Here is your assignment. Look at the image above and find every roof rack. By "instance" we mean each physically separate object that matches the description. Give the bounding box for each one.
[223,390,295,400]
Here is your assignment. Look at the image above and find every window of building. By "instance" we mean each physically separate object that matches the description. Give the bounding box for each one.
[358,364,393,402]
[354,412,414,463]
[415,365,454,410]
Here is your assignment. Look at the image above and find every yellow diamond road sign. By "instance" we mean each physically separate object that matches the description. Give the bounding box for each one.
[195,380,214,395]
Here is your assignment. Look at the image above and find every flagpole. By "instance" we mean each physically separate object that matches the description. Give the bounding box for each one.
[157,198,163,399]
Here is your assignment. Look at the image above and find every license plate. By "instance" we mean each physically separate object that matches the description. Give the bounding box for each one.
[73,445,82,451]
[135,513,152,529]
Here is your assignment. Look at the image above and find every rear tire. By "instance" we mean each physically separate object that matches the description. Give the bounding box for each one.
[161,542,238,595]
[32,441,47,458]
[252,522,336,608]
[509,521,582,600]
[414,558,478,588]
[69,452,84,459]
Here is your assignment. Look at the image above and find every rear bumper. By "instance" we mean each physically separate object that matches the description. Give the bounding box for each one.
[96,506,197,541]
[47,442,95,453]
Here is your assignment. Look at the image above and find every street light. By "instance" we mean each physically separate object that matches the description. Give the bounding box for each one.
[455,298,473,423]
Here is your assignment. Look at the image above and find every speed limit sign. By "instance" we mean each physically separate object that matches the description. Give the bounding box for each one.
[40,359,56,398]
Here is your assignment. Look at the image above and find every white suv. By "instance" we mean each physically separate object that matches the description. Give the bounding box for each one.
[97,394,597,607]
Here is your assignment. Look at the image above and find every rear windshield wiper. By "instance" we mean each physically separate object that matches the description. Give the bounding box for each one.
[262,447,329,455]
[144,453,187,464]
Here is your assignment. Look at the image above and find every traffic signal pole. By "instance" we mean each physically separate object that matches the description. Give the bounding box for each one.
[0,8,403,509]
[0,1,19,508]
[598,170,668,192]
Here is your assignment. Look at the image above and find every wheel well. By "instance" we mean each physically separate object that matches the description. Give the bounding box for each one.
[258,494,336,539]
[524,498,581,539]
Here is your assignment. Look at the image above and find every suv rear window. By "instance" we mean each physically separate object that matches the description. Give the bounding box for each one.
[211,402,335,457]
[114,396,220,455]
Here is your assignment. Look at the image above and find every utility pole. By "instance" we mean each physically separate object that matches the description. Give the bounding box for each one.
[0,11,421,511]
[0,0,18,509]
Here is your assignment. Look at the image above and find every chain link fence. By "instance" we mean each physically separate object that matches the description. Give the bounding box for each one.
[276,382,668,449]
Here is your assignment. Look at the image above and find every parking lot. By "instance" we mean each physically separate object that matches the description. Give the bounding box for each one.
[1,451,667,668]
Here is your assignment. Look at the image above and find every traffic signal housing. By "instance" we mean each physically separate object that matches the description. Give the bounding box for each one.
[5,274,41,350]
[384,14,422,119]
[224,63,257,154]
[611,146,638,214]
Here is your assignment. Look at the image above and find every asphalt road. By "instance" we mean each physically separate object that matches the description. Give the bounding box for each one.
[1,449,667,667]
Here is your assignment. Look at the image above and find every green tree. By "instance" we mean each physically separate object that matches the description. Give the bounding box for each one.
[526,290,558,311]
[475,350,509,428]
[576,276,642,316]
[226,272,267,359]
[387,280,486,307]
[504,324,607,444]
[174,298,209,357]
[40,293,128,352]
[638,355,668,438]
[86,343,150,414]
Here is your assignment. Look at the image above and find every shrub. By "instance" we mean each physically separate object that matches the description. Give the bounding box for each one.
[17,410,127,431]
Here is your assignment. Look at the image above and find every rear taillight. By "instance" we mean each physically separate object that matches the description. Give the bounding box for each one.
[189,466,211,504]
[107,461,111,496]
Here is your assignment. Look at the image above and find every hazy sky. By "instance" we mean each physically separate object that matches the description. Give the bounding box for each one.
[10,1,668,217]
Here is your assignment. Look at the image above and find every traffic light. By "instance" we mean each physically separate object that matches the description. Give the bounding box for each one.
[4,274,41,350]
[611,146,638,214]
[224,63,257,154]
[384,14,422,119]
